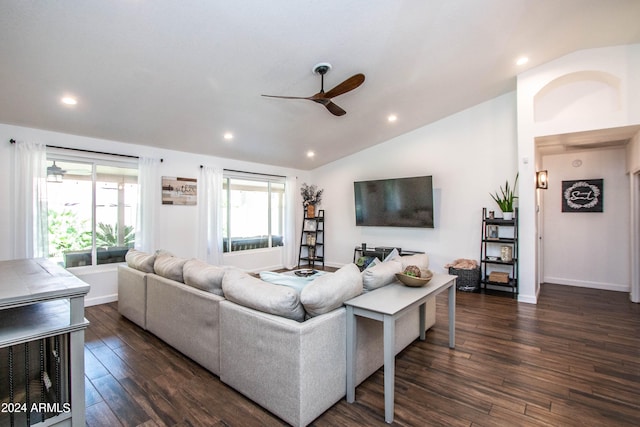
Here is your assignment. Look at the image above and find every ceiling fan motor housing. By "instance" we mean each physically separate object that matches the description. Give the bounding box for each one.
[312,62,332,75]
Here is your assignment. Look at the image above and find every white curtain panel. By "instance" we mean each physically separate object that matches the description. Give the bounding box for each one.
[12,141,48,259]
[284,175,298,269]
[135,157,161,253]
[198,166,223,264]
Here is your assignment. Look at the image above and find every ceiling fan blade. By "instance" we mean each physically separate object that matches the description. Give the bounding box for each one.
[323,73,365,99]
[261,94,312,100]
[325,101,346,116]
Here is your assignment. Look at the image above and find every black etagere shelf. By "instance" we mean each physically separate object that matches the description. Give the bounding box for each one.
[480,207,518,298]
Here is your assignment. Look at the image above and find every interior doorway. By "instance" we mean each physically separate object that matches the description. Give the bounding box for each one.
[534,125,640,298]
[631,171,640,302]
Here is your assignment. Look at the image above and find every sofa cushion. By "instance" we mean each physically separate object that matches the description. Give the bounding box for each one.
[125,249,156,273]
[400,253,430,270]
[183,259,225,296]
[154,254,188,282]
[222,269,305,322]
[300,263,362,317]
[361,258,402,292]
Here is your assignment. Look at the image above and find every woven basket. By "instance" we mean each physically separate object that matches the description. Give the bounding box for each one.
[449,267,480,292]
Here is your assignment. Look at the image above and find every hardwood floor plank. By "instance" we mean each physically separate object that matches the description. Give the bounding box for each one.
[85,400,124,427]
[90,375,151,426]
[118,376,180,427]
[88,344,135,381]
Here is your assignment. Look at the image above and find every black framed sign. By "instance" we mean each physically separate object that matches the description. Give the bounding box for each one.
[562,179,603,212]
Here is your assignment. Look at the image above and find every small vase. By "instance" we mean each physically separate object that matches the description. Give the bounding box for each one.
[307,204,315,218]
[502,211,514,220]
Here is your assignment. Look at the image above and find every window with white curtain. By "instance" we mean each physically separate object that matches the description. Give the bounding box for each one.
[222,173,285,252]
[46,154,138,267]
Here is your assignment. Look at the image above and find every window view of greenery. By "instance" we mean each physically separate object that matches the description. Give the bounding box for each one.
[47,158,138,267]
[222,177,284,252]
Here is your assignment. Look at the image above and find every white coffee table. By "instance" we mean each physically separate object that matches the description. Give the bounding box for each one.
[344,274,457,423]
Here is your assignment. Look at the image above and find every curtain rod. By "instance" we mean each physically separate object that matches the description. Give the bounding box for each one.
[10,139,163,162]
[224,168,286,178]
[198,165,286,179]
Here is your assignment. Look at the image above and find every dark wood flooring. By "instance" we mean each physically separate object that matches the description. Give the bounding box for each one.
[84,284,640,426]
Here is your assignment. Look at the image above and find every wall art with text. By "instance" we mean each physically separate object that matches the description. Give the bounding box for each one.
[561,179,603,213]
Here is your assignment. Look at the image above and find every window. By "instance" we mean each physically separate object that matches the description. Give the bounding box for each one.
[46,155,138,267]
[222,174,285,252]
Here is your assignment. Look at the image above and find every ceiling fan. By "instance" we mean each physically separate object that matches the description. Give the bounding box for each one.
[262,63,365,116]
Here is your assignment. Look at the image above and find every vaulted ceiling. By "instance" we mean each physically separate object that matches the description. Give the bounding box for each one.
[1,1,639,169]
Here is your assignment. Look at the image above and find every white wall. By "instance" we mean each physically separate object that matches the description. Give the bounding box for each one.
[311,92,518,275]
[542,148,629,291]
[0,123,309,305]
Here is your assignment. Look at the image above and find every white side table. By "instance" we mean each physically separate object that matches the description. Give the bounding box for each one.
[345,274,456,423]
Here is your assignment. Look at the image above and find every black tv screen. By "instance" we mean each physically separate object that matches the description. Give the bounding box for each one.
[354,176,434,228]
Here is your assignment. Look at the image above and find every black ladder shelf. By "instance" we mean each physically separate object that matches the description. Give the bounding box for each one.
[298,209,324,268]
[480,207,518,298]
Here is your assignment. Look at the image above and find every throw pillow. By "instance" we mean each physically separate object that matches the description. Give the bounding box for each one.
[183,259,225,296]
[125,249,156,273]
[154,254,188,282]
[400,253,429,271]
[222,269,306,322]
[300,264,363,317]
[361,258,402,292]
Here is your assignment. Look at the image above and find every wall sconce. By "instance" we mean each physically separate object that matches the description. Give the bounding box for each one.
[536,170,548,189]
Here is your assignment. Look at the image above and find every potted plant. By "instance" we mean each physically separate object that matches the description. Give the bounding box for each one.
[490,174,518,220]
[300,183,323,218]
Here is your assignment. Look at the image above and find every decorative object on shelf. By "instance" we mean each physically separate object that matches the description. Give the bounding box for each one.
[561,179,603,213]
[500,245,513,262]
[303,219,317,232]
[306,234,316,246]
[488,225,499,239]
[536,170,548,189]
[300,183,323,218]
[489,271,510,283]
[490,173,518,220]
[395,269,433,287]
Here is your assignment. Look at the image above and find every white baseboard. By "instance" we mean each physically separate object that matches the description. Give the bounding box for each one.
[517,293,538,304]
[543,276,630,293]
[85,294,118,307]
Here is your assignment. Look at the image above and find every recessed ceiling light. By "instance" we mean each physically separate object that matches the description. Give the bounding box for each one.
[223,132,233,140]
[387,114,397,123]
[61,96,77,106]
[307,151,315,158]
[516,56,529,66]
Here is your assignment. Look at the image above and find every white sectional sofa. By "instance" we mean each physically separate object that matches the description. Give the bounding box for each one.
[117,249,436,427]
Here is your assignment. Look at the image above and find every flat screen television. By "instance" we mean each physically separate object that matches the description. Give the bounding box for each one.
[354,176,434,228]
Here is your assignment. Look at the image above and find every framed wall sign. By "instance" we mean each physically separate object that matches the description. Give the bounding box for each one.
[561,179,603,212]
[162,176,198,205]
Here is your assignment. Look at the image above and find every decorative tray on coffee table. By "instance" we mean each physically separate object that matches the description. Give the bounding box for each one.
[294,269,318,277]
